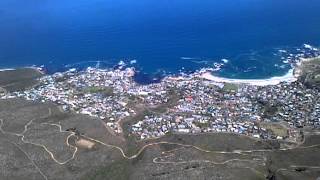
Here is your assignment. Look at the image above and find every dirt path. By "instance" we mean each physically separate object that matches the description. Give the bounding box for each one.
[1,106,320,172]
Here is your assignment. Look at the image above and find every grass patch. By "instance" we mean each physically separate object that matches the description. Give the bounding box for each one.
[222,83,238,92]
[193,121,209,129]
[82,86,114,96]
[260,123,288,137]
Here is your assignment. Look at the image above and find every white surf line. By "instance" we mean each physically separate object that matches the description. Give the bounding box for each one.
[10,141,48,180]
[0,68,15,72]
[199,68,298,86]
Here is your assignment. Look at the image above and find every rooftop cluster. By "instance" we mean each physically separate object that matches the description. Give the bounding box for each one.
[2,63,320,141]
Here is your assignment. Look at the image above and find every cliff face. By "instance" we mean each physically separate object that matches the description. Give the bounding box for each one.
[298,58,320,89]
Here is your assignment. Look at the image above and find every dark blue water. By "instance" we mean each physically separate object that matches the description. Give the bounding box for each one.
[0,0,320,81]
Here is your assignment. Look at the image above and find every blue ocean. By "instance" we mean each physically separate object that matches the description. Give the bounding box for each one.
[0,0,320,83]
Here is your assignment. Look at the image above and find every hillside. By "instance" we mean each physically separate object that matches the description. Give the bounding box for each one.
[298,57,320,89]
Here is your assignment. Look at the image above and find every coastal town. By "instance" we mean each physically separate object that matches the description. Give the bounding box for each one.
[1,58,320,143]
[2,1,320,178]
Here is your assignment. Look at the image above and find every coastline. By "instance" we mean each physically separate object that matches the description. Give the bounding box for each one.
[1,56,320,87]
[0,67,45,75]
[199,57,320,86]
[0,65,305,87]
[200,69,297,86]
[0,68,15,72]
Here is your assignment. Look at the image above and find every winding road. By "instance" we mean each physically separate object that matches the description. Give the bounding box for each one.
[1,106,320,180]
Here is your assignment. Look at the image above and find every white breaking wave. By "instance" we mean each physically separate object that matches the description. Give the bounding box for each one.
[190,60,209,64]
[200,68,297,86]
[0,68,15,72]
[278,49,287,53]
[282,60,289,64]
[118,60,126,66]
[303,44,313,49]
[130,59,137,64]
[180,57,199,60]
[221,58,229,63]
[95,61,101,68]
[65,60,114,68]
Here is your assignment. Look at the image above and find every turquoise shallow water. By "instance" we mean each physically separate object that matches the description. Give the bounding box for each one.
[0,0,320,83]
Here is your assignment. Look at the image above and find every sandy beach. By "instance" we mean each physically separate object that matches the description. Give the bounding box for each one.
[199,55,320,87]
[199,55,320,86]
[200,68,298,86]
[0,68,15,72]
